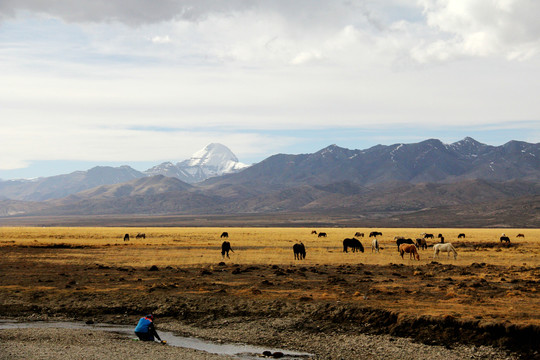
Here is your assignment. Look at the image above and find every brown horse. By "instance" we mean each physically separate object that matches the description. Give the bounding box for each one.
[399,244,420,260]
[415,238,427,250]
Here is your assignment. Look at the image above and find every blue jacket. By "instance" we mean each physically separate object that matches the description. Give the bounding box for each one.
[134,317,153,333]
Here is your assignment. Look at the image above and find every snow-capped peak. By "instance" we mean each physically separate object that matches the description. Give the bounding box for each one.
[145,143,248,183]
[188,143,240,167]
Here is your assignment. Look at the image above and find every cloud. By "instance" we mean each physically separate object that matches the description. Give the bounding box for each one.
[0,0,378,27]
[413,0,540,62]
[151,35,171,44]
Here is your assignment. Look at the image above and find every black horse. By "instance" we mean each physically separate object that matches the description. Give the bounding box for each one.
[354,232,364,237]
[135,233,146,239]
[221,241,234,258]
[220,232,229,238]
[500,236,511,243]
[423,233,434,239]
[293,243,306,260]
[369,231,382,237]
[343,238,364,253]
[318,232,327,238]
[396,238,414,251]
[458,233,466,239]
[437,233,445,243]
[123,233,130,242]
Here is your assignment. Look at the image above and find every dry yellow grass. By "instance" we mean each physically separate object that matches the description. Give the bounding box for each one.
[1,227,538,268]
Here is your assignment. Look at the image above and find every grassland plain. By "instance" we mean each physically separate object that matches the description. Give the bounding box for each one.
[0,227,539,359]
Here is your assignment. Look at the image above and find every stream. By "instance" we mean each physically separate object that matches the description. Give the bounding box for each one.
[0,320,313,359]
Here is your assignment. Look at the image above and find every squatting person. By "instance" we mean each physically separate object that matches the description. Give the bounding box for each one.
[134,314,165,343]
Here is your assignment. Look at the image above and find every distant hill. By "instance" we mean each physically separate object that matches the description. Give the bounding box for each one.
[56,175,192,204]
[0,166,145,201]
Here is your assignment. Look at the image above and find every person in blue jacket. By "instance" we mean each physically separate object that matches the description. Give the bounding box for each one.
[134,314,164,343]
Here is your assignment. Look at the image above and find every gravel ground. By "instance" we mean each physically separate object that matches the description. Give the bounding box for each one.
[0,328,236,360]
[0,319,520,360]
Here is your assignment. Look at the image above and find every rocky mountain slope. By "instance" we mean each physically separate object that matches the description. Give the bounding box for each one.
[202,138,539,189]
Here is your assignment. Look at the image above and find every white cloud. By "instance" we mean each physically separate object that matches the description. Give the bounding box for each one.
[151,35,171,44]
[413,0,540,62]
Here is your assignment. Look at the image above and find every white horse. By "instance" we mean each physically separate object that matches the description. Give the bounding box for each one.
[433,243,457,259]
[371,238,379,253]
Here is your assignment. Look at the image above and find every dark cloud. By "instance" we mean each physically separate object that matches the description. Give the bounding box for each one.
[0,0,389,29]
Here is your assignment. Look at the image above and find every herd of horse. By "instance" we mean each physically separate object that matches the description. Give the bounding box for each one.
[119,230,524,261]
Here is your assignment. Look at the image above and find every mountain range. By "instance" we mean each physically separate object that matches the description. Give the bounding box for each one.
[1,138,539,227]
[0,143,246,201]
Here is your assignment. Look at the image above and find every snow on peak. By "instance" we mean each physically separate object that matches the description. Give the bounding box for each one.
[188,143,240,167]
[176,143,248,181]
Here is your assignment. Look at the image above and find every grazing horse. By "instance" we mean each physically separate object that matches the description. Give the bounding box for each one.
[123,234,130,242]
[371,238,380,253]
[516,234,525,238]
[458,233,466,239]
[500,235,511,243]
[354,232,364,237]
[311,230,317,234]
[369,231,382,237]
[135,233,146,239]
[415,238,427,250]
[293,242,306,260]
[395,237,414,251]
[423,233,434,239]
[399,244,420,260]
[220,232,229,238]
[433,243,457,259]
[318,232,327,238]
[437,234,445,243]
[221,241,234,258]
[343,238,364,253]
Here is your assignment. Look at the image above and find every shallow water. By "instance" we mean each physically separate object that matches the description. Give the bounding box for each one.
[0,320,313,359]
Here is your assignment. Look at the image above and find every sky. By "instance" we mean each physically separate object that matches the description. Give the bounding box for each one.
[1,0,539,179]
